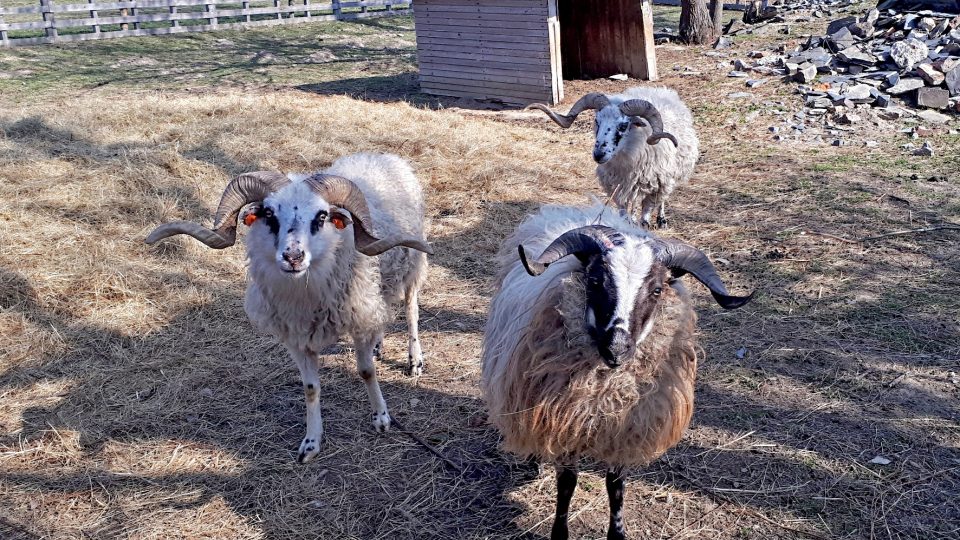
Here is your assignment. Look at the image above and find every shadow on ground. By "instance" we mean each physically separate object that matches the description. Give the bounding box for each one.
[0,265,544,539]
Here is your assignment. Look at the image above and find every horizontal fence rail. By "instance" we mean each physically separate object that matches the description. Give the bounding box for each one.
[0,0,410,46]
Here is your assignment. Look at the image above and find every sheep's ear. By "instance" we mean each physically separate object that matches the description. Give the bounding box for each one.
[328,208,352,230]
[239,203,262,227]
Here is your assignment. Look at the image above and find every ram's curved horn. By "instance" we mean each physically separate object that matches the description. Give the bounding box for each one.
[303,174,433,257]
[654,239,754,309]
[518,225,624,276]
[146,172,290,249]
[619,99,679,147]
[525,93,612,129]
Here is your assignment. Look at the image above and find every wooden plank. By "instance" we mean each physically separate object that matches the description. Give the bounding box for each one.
[546,0,561,104]
[414,4,547,15]
[419,65,550,84]
[417,46,550,61]
[640,0,657,80]
[415,29,546,44]
[0,5,44,15]
[339,7,406,18]
[52,0,202,12]
[419,74,549,95]
[339,0,406,7]
[418,0,545,6]
[45,5,317,29]
[419,83,548,102]
[47,0,337,11]
[418,54,550,71]
[419,80,551,103]
[0,20,49,31]
[415,36,549,52]
[414,19,548,31]
[418,56,549,74]
[414,10,546,23]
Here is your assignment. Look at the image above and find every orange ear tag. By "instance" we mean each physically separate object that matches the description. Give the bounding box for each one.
[243,214,257,227]
[331,216,347,230]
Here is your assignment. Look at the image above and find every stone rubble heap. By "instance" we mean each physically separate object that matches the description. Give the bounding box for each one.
[704,1,960,152]
[723,0,860,37]
[783,8,960,113]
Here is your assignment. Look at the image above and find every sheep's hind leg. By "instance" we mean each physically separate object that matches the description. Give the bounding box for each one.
[606,467,627,540]
[550,464,579,540]
[292,349,324,464]
[355,334,391,432]
[405,286,424,378]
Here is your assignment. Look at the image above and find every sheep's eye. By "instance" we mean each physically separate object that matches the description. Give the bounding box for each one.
[261,208,274,219]
[618,122,629,131]
[315,210,328,222]
[652,287,662,297]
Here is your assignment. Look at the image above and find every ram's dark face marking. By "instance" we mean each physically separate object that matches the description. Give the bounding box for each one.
[247,183,348,277]
[582,237,666,367]
[593,107,634,164]
[255,206,281,238]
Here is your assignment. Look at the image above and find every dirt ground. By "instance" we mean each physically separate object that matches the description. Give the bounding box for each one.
[1,7,958,540]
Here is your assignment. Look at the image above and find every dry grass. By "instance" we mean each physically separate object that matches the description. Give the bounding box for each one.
[1,11,959,540]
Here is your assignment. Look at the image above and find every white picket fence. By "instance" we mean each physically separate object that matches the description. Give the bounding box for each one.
[0,0,410,46]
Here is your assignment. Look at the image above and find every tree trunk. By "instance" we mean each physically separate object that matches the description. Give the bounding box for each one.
[709,0,724,35]
[680,0,717,44]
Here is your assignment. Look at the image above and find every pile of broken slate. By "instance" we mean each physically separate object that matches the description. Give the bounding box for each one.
[786,8,960,119]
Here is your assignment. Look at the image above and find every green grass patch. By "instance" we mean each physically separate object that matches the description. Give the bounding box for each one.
[0,15,417,103]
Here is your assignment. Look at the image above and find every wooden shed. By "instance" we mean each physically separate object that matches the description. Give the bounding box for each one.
[413,0,658,105]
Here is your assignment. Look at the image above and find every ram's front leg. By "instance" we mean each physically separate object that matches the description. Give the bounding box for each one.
[290,347,324,464]
[638,196,657,229]
[354,333,391,432]
[656,200,669,229]
[405,286,424,378]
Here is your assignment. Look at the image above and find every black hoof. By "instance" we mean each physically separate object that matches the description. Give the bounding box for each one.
[640,219,651,229]
[656,216,668,229]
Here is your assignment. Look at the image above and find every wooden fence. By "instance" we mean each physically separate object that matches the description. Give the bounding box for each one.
[0,0,410,46]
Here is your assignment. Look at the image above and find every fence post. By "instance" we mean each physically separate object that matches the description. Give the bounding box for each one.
[332,0,340,19]
[40,0,57,40]
[120,5,128,30]
[241,0,249,22]
[0,8,8,47]
[205,1,217,26]
[303,0,309,19]
[88,0,100,33]
[273,0,281,19]
[131,3,140,29]
[170,4,178,27]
